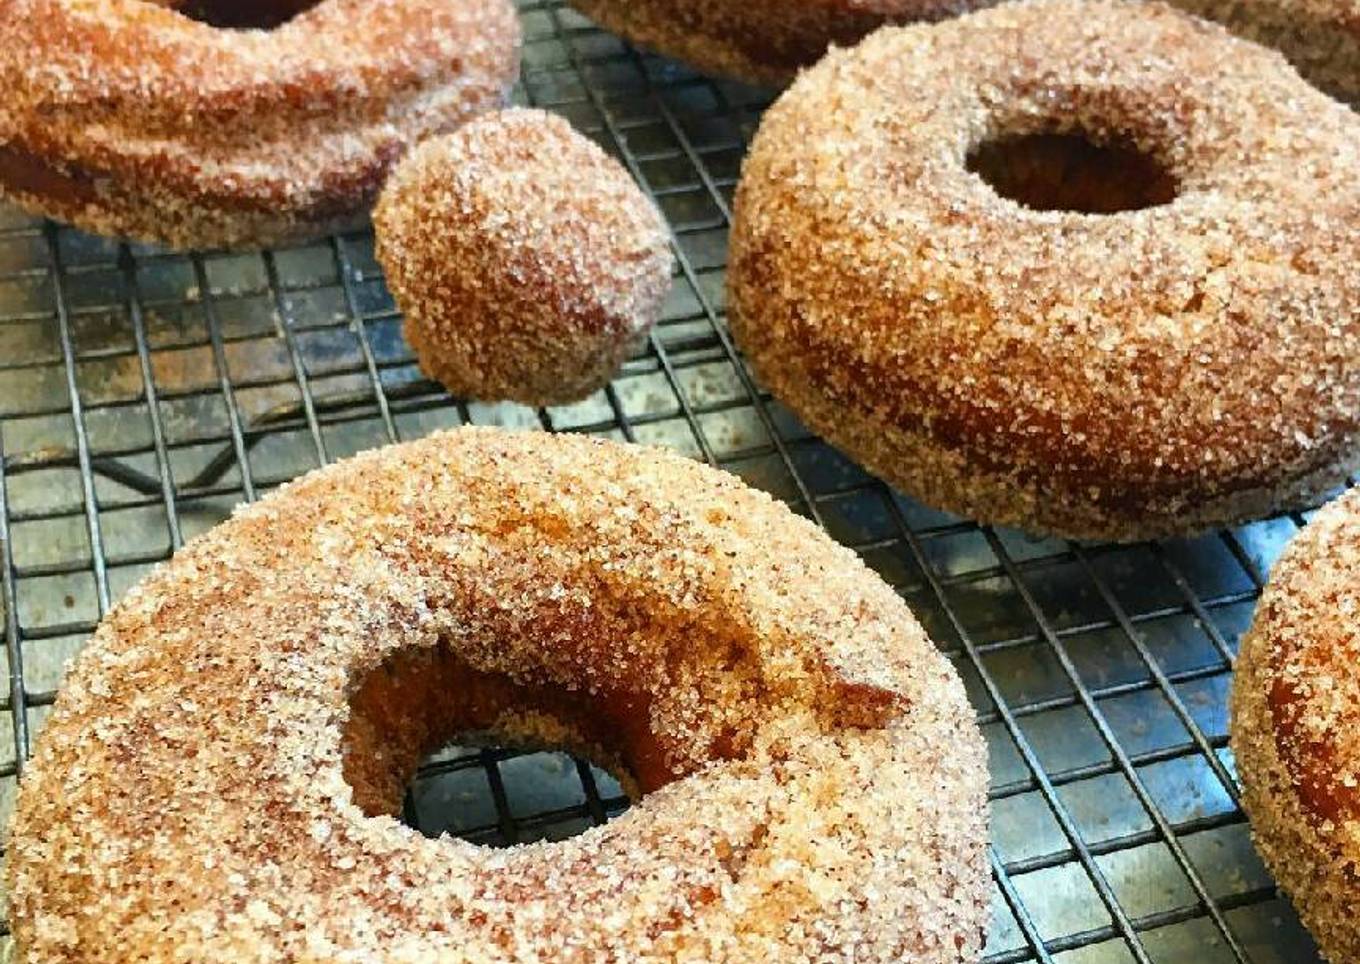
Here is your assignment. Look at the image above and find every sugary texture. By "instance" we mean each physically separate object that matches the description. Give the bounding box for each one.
[1172,0,1360,102]
[566,0,974,86]
[373,109,673,407]
[728,0,1360,542]
[1232,489,1360,962]
[5,427,989,962]
[567,0,1360,95]
[0,0,521,250]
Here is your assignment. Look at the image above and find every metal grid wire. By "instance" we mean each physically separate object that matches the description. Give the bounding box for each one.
[0,2,1332,960]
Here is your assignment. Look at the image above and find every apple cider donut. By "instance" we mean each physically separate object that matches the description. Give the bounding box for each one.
[1172,0,1360,102]
[6,428,989,962]
[1232,489,1360,962]
[729,0,1360,541]
[0,0,520,249]
[569,0,1360,98]
[566,0,971,87]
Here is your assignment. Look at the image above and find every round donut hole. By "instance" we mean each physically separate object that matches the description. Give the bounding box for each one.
[966,132,1178,214]
[401,741,632,846]
[173,0,321,29]
[342,646,647,847]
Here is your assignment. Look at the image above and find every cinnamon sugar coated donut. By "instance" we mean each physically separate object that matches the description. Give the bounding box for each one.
[1232,490,1360,961]
[5,428,989,962]
[566,0,973,86]
[373,109,673,407]
[568,0,1360,96]
[729,0,1360,542]
[0,0,521,250]
[1172,0,1360,102]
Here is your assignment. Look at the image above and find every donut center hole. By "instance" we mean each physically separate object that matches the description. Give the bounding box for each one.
[342,645,660,847]
[171,0,321,29]
[401,741,632,846]
[966,132,1178,214]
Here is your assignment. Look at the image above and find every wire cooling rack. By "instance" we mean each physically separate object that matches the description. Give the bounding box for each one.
[0,2,1333,960]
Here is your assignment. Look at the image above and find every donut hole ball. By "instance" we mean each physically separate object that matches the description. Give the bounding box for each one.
[374,108,674,408]
[966,130,1179,215]
[171,0,320,30]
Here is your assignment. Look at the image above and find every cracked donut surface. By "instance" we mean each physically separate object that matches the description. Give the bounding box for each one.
[6,427,989,962]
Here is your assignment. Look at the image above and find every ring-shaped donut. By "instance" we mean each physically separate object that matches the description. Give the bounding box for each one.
[5,428,989,962]
[566,0,962,87]
[729,0,1360,541]
[1232,488,1360,961]
[569,0,1360,98]
[0,0,520,249]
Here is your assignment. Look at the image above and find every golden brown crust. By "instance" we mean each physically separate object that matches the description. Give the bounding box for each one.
[1231,489,1360,962]
[5,427,989,962]
[373,109,673,407]
[729,0,1360,541]
[567,0,976,86]
[567,0,1360,95]
[0,0,521,250]
[1172,0,1360,101]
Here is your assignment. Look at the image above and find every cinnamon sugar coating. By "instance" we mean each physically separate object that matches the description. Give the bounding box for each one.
[568,0,1360,95]
[1232,490,1360,962]
[1172,0,1360,102]
[0,0,521,250]
[566,0,973,86]
[5,428,989,962]
[373,109,673,407]
[729,0,1360,542]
